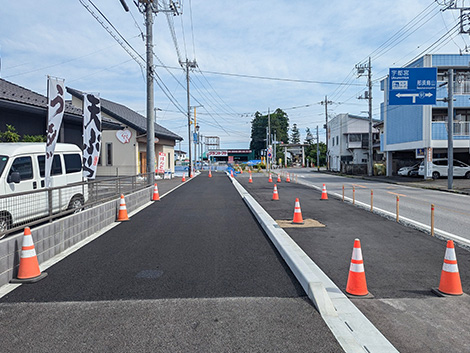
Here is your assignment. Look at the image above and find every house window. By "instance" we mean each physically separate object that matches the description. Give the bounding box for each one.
[106,143,113,166]
[349,134,361,142]
[336,136,339,145]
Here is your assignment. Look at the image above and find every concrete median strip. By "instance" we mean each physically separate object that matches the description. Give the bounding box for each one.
[229,174,398,353]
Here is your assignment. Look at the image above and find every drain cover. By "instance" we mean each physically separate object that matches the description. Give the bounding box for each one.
[136,270,164,279]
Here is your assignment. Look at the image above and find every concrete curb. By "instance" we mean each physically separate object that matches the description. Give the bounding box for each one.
[228,173,398,353]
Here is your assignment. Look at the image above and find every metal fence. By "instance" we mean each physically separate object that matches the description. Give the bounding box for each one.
[0,173,154,239]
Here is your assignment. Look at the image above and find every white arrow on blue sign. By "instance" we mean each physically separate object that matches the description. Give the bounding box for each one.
[389,67,437,106]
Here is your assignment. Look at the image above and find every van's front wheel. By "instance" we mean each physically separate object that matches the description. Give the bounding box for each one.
[68,195,84,213]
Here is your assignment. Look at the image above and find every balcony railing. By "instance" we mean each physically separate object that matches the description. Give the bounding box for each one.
[432,122,470,140]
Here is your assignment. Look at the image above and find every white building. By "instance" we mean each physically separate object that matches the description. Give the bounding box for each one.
[328,114,380,173]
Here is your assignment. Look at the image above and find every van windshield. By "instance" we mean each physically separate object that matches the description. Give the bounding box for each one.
[0,156,8,177]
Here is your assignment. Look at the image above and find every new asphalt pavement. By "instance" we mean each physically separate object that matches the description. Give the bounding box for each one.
[0,172,342,352]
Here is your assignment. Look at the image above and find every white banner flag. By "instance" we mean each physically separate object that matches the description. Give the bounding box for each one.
[46,77,65,188]
[157,152,166,173]
[82,93,102,179]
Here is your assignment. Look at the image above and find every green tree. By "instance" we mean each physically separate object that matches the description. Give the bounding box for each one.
[0,124,20,142]
[23,134,46,142]
[290,123,300,144]
[307,141,327,167]
[249,108,289,159]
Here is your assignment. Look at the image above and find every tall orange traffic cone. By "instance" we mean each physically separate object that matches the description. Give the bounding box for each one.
[208,169,212,178]
[249,173,253,183]
[292,198,304,224]
[117,194,130,221]
[230,170,234,177]
[286,173,291,183]
[437,240,463,295]
[277,174,281,183]
[182,173,186,182]
[346,239,369,296]
[272,184,280,201]
[320,184,328,200]
[11,227,47,283]
[152,183,160,201]
[268,173,273,183]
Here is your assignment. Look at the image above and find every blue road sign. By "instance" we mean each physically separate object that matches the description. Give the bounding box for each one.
[389,67,437,105]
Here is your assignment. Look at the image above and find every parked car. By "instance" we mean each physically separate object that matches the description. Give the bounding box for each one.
[418,158,470,179]
[0,143,88,232]
[397,163,420,176]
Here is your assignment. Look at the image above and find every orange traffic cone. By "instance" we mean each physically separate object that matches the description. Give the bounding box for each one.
[346,239,369,296]
[11,227,47,283]
[117,194,130,221]
[292,198,304,224]
[268,173,273,183]
[208,169,212,178]
[231,170,234,177]
[437,240,463,295]
[286,173,291,183]
[272,184,280,201]
[182,173,186,182]
[249,173,253,183]
[321,184,328,200]
[152,183,160,201]
[277,174,281,183]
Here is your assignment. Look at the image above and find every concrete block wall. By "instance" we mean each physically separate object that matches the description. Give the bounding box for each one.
[0,186,152,288]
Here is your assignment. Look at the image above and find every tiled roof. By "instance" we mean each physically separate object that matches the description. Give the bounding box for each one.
[67,87,183,141]
[0,78,82,115]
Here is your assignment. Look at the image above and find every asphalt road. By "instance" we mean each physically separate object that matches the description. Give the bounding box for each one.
[0,172,342,352]
[290,168,470,242]
[237,171,470,353]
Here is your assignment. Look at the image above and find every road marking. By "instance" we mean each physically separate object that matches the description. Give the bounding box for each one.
[351,184,367,188]
[387,191,406,197]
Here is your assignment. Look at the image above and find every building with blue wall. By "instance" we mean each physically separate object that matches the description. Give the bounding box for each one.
[381,54,470,176]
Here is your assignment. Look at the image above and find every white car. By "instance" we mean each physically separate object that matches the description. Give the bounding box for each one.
[418,158,470,179]
[397,163,420,176]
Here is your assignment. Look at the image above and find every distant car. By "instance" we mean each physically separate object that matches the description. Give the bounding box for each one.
[418,158,470,179]
[397,163,420,176]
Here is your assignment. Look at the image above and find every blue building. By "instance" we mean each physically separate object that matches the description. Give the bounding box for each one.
[381,54,470,176]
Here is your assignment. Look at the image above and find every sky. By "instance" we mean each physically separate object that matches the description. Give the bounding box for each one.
[1,0,469,151]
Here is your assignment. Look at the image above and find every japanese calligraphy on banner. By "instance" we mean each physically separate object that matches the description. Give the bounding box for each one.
[157,152,166,173]
[82,93,102,179]
[45,77,65,188]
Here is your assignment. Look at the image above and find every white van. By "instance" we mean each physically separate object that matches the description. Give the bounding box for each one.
[0,143,88,232]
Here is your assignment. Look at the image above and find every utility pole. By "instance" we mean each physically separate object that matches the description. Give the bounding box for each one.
[447,68,454,190]
[356,57,373,176]
[268,108,271,171]
[368,57,373,177]
[181,59,197,175]
[320,96,332,170]
[145,3,155,177]
[316,125,320,171]
[125,0,180,178]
